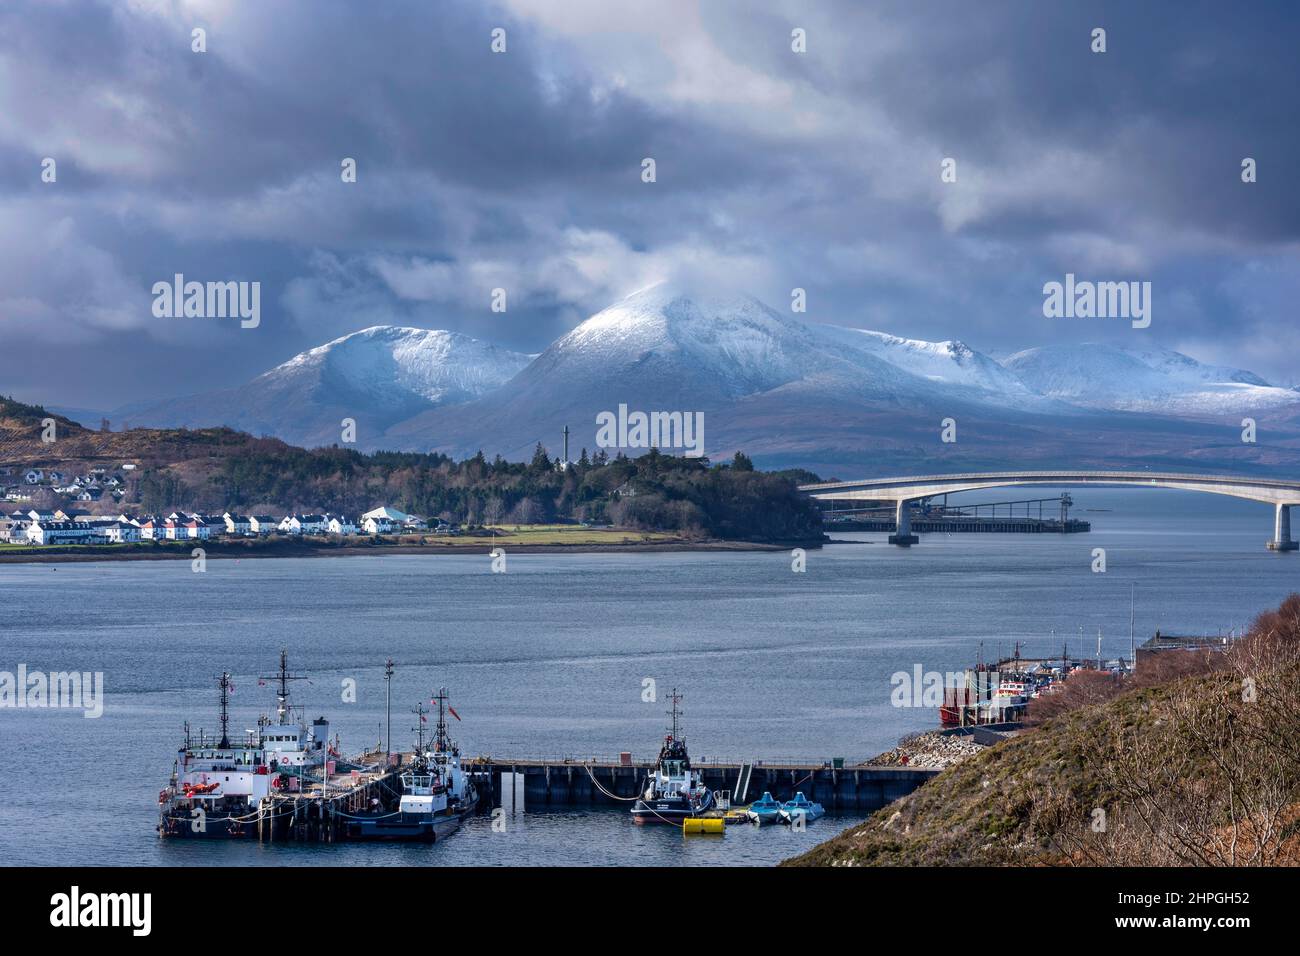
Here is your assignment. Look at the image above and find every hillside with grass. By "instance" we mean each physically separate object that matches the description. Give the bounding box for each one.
[786,595,1300,867]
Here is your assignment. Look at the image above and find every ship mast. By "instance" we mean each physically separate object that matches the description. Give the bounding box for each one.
[431,687,452,753]
[412,701,429,755]
[218,671,232,748]
[258,649,305,726]
[666,687,683,742]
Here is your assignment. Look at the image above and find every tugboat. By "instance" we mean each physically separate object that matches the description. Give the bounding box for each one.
[158,650,327,838]
[631,689,716,825]
[344,688,478,842]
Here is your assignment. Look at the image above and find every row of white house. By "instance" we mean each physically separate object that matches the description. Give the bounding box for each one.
[1,505,447,545]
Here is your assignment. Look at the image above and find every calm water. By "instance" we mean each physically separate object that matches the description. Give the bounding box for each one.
[0,488,1295,866]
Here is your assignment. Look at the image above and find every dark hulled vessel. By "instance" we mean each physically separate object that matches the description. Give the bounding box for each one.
[343,688,478,842]
[630,689,715,825]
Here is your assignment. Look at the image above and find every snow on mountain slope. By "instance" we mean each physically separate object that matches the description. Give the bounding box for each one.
[381,285,1048,455]
[118,326,532,447]
[1002,344,1300,415]
[552,283,920,395]
[812,325,1041,401]
[271,326,532,408]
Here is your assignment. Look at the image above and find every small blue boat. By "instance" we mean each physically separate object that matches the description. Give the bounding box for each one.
[745,791,783,826]
[779,792,825,825]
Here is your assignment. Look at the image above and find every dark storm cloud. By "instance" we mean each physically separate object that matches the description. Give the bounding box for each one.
[1,0,1298,410]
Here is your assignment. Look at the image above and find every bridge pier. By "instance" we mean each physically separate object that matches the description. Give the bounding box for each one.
[1268,503,1298,551]
[888,499,919,546]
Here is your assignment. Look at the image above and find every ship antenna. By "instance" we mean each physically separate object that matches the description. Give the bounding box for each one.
[218,671,232,748]
[258,648,305,726]
[666,688,683,742]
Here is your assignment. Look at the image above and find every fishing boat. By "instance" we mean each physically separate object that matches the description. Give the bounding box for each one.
[778,791,825,825]
[630,689,716,825]
[745,791,783,826]
[344,688,478,842]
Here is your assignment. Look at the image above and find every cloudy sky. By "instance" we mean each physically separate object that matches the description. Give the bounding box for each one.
[3,0,1298,410]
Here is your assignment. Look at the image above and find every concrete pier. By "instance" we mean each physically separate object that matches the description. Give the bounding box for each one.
[835,515,1090,534]
[800,471,1300,552]
[467,757,936,812]
[1269,503,1298,551]
[887,499,919,546]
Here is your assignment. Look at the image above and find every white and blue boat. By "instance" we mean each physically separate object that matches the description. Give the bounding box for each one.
[630,689,716,825]
[779,792,825,825]
[746,791,783,826]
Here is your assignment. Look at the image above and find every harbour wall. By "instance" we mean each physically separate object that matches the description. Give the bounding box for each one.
[468,760,937,811]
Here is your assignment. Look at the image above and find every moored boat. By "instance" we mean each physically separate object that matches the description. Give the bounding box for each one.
[344,688,478,842]
[157,651,329,839]
[778,791,825,825]
[630,689,716,825]
[745,791,783,826]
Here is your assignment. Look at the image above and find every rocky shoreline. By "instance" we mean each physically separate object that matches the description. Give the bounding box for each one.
[864,730,988,771]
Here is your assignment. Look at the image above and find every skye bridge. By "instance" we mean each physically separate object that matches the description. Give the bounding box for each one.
[798,471,1300,551]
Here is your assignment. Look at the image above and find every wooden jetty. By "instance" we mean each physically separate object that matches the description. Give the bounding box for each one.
[252,753,404,842]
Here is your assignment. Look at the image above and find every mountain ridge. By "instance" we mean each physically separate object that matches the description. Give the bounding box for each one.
[91,286,1300,473]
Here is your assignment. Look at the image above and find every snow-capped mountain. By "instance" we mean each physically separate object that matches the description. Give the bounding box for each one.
[493,283,938,403]
[117,326,532,448]
[382,283,1032,454]
[1002,344,1300,415]
[107,287,1300,474]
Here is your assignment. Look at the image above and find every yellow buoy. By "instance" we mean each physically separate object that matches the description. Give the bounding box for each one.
[683,817,725,834]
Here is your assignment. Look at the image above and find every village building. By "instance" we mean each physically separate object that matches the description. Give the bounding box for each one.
[279,514,328,535]
[327,515,358,535]
[0,515,27,543]
[101,521,140,543]
[249,515,278,535]
[223,513,252,535]
[26,520,98,546]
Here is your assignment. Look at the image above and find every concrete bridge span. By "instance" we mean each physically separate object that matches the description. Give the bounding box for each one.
[798,471,1300,550]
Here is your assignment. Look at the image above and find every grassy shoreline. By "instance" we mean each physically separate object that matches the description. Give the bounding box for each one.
[0,526,821,564]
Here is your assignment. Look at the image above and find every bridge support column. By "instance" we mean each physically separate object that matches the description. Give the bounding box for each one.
[888,500,919,546]
[1268,503,1298,551]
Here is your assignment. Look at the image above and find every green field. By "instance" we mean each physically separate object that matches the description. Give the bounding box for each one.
[0,525,688,558]
[397,524,686,547]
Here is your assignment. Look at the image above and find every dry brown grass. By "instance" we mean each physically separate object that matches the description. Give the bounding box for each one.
[787,594,1300,867]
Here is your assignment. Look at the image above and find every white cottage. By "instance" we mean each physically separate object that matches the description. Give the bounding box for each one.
[223,513,251,536]
[327,516,358,535]
[249,515,277,535]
